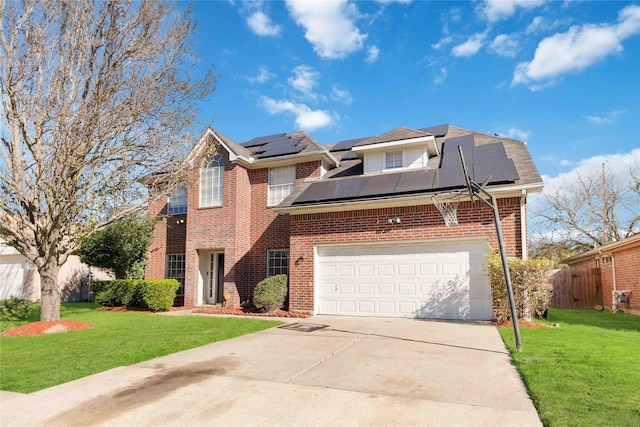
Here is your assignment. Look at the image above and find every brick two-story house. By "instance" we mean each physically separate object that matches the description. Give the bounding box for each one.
[145,123,543,320]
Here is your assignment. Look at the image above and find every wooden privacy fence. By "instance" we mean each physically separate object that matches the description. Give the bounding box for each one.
[551,267,602,309]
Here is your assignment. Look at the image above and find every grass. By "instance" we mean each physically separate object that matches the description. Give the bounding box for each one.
[0,302,282,393]
[499,308,640,427]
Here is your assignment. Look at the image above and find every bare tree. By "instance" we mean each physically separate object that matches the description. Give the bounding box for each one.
[0,0,216,321]
[532,162,640,250]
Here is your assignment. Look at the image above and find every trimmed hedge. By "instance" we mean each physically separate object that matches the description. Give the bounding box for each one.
[253,274,288,313]
[92,279,180,312]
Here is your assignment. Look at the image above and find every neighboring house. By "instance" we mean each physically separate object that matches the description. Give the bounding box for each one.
[0,237,111,302]
[562,233,640,315]
[145,124,543,320]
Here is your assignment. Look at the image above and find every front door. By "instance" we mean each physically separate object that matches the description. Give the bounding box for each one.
[205,252,224,305]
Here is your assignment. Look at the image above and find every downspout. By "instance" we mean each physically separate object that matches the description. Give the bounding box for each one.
[520,189,528,260]
[611,254,617,292]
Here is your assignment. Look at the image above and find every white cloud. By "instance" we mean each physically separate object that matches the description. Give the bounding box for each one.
[433,67,447,85]
[247,10,281,36]
[375,0,412,4]
[481,0,547,23]
[247,65,276,84]
[260,97,336,131]
[288,65,320,99]
[525,16,568,34]
[501,127,531,141]
[530,148,640,213]
[431,35,453,50]
[513,5,640,88]
[331,85,353,105]
[451,32,487,57]
[489,34,519,57]
[366,45,380,63]
[286,0,367,59]
[584,109,625,125]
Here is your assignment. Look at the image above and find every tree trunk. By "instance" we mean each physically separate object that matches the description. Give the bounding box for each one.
[39,259,61,322]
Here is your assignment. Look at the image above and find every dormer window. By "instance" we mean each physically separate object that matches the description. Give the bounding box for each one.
[385,151,403,169]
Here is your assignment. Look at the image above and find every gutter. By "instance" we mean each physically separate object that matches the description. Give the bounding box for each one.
[275,182,544,215]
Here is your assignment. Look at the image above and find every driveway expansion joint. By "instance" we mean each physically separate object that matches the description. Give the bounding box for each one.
[283,318,396,384]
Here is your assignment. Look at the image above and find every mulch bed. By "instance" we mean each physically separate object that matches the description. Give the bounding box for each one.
[194,306,311,318]
[495,320,552,329]
[2,320,95,337]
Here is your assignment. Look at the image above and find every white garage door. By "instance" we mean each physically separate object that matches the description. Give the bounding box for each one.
[0,254,26,300]
[316,240,492,320]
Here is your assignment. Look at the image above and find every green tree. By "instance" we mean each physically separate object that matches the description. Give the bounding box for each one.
[78,215,157,279]
[0,0,216,321]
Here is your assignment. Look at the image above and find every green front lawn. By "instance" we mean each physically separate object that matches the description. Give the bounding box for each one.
[0,303,281,393]
[499,309,640,427]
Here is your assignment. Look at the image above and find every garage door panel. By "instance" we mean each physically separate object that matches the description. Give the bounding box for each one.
[398,282,417,295]
[398,263,415,276]
[420,263,438,275]
[377,264,394,275]
[357,282,375,294]
[317,241,491,320]
[378,282,394,294]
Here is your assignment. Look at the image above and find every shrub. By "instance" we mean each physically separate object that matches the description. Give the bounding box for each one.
[253,275,288,313]
[485,253,554,322]
[92,279,179,311]
[139,280,180,311]
[92,280,139,307]
[0,297,35,321]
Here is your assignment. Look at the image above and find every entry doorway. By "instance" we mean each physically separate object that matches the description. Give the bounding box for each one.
[204,252,225,305]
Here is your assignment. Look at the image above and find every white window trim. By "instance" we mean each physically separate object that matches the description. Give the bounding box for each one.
[384,151,403,170]
[200,154,224,207]
[268,165,296,207]
[267,249,290,277]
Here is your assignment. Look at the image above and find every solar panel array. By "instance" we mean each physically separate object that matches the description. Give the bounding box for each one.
[418,124,449,138]
[292,137,519,205]
[329,136,371,152]
[241,133,308,159]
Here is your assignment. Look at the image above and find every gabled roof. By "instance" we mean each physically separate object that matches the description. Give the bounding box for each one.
[563,233,640,265]
[275,124,543,213]
[186,127,339,169]
[353,127,432,147]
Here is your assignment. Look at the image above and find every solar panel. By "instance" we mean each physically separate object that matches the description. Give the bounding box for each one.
[330,137,370,152]
[433,166,467,189]
[473,159,519,183]
[259,144,305,158]
[294,180,338,203]
[242,133,287,147]
[359,174,399,196]
[395,169,436,193]
[339,151,359,160]
[419,124,449,138]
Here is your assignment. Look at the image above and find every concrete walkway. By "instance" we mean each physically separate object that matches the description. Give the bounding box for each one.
[0,316,541,426]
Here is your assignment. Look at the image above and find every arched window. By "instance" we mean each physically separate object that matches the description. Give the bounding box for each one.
[200,154,224,207]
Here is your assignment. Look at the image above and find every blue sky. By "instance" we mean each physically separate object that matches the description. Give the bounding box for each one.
[188,0,639,183]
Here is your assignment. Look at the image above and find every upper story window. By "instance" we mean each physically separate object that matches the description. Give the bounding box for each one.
[385,151,403,169]
[268,165,295,206]
[168,187,187,215]
[200,154,224,207]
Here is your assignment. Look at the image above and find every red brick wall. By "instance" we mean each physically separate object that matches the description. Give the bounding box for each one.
[288,197,523,312]
[610,245,640,312]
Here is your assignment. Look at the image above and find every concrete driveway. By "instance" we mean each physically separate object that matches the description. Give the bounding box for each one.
[1,316,541,426]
